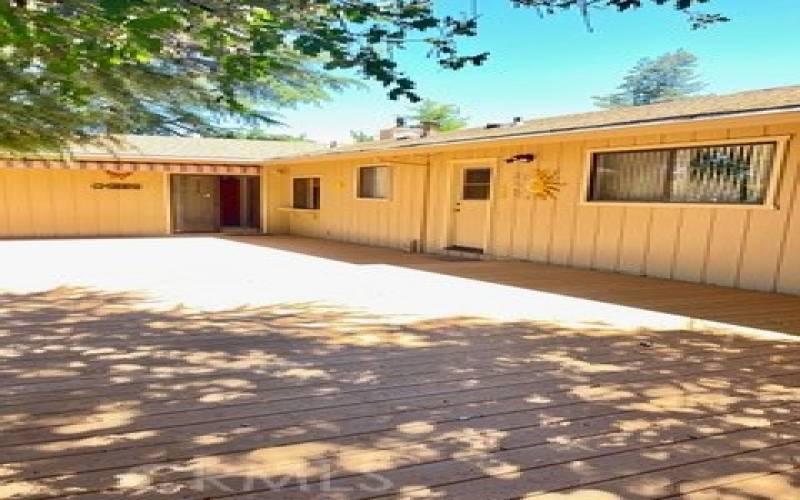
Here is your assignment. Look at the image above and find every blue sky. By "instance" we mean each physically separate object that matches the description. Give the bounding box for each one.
[266,0,800,143]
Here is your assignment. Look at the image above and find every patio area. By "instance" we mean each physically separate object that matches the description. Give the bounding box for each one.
[1,235,799,499]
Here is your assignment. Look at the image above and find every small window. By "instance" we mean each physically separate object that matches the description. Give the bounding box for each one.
[293,177,320,209]
[357,166,391,199]
[589,142,778,205]
[462,168,491,200]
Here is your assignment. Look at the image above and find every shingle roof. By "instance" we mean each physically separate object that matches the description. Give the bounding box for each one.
[69,134,324,163]
[273,85,800,161]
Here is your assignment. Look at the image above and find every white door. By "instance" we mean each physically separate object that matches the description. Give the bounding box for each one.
[451,166,492,250]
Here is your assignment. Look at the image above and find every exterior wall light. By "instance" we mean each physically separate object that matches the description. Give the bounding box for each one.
[505,153,536,164]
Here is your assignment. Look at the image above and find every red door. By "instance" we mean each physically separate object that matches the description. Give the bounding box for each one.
[219,177,241,227]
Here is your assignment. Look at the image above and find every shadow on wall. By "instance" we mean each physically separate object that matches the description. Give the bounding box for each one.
[0,287,799,499]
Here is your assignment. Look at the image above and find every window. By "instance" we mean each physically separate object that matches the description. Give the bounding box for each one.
[357,166,391,199]
[589,142,778,205]
[293,177,320,209]
[462,168,491,200]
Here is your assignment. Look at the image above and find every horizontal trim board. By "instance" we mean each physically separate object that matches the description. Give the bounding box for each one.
[0,160,261,176]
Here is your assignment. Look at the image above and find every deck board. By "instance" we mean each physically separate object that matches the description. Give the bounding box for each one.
[1,235,799,499]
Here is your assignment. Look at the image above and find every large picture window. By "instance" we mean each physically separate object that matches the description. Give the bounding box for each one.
[589,142,778,205]
[292,177,320,209]
[357,166,390,199]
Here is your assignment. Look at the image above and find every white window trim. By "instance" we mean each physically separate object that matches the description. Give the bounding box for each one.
[354,165,393,201]
[580,136,790,210]
[291,175,321,210]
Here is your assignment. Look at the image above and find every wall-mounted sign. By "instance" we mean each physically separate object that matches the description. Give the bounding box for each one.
[91,182,142,190]
[104,170,135,180]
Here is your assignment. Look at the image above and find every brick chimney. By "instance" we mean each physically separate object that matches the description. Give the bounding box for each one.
[379,116,422,141]
[420,121,437,138]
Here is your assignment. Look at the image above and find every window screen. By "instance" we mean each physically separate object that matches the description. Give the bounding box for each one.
[358,166,390,199]
[463,168,491,200]
[293,177,320,209]
[589,142,777,205]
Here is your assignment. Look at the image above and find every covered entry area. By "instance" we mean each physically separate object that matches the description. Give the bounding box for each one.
[170,174,261,233]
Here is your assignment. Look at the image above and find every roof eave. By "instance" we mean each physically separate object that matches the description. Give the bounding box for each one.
[264,105,800,165]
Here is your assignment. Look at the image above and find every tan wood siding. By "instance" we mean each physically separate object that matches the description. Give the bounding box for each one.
[268,116,800,295]
[276,159,426,250]
[549,141,583,265]
[572,139,605,268]
[776,127,800,294]
[0,168,168,237]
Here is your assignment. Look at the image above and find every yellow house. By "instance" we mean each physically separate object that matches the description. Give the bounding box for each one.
[2,85,800,295]
[0,135,320,237]
[262,86,800,295]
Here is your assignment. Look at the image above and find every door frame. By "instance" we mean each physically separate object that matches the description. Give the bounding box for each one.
[169,174,221,233]
[443,157,498,253]
[168,173,263,234]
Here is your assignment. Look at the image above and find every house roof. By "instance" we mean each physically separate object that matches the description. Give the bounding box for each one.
[270,85,800,162]
[68,134,324,163]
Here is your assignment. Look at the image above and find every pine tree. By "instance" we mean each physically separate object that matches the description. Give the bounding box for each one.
[593,50,706,108]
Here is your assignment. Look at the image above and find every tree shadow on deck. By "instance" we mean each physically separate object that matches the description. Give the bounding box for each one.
[0,287,799,499]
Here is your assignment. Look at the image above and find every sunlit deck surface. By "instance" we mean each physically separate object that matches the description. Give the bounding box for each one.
[1,235,799,499]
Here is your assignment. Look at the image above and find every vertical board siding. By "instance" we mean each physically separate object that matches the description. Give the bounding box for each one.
[0,168,167,237]
[594,137,637,271]
[704,126,762,287]
[776,128,800,294]
[490,147,516,257]
[645,208,682,279]
[283,159,424,250]
[510,147,534,259]
[529,143,561,262]
[274,118,800,295]
[549,142,583,265]
[618,133,660,275]
[673,209,714,282]
[593,207,625,271]
[425,156,446,251]
[619,208,652,275]
[672,129,725,283]
[571,139,606,268]
[740,123,800,291]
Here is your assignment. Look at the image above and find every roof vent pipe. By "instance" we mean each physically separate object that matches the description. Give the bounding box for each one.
[512,117,522,125]
[396,117,406,128]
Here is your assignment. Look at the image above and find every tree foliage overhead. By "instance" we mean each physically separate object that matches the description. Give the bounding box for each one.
[410,100,468,132]
[593,49,706,108]
[511,0,728,30]
[0,0,726,153]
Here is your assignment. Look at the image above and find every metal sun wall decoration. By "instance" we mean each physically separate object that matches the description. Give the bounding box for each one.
[509,167,565,201]
[529,168,565,200]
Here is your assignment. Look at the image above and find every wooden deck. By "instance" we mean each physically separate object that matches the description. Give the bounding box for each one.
[1,235,799,499]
